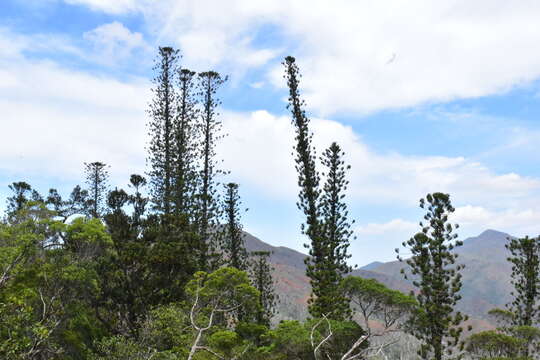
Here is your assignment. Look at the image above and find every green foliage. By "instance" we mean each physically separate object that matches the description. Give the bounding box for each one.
[340,276,417,334]
[223,183,248,272]
[91,335,177,360]
[186,267,260,316]
[196,70,227,272]
[173,68,198,217]
[249,251,278,327]
[6,181,42,217]
[397,192,468,360]
[488,308,516,329]
[259,320,312,359]
[258,318,366,360]
[84,161,109,218]
[506,235,540,327]
[467,330,525,359]
[0,204,111,359]
[148,46,180,215]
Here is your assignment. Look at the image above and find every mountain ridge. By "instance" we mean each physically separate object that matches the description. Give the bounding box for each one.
[244,229,514,327]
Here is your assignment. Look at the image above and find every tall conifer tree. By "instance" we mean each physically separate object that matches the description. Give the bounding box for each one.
[506,235,540,327]
[317,142,353,320]
[223,182,248,271]
[196,71,227,271]
[283,56,353,321]
[147,47,179,215]
[84,161,109,218]
[173,68,198,216]
[397,192,468,360]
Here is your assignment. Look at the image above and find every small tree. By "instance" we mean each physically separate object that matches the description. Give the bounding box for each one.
[466,330,525,359]
[6,182,42,217]
[506,235,540,327]
[340,276,417,357]
[223,183,248,272]
[250,251,278,327]
[84,161,109,218]
[397,192,468,360]
[185,267,259,360]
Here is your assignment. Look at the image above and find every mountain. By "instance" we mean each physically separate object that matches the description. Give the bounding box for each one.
[244,229,513,328]
[360,261,384,271]
[243,232,414,321]
[367,229,513,319]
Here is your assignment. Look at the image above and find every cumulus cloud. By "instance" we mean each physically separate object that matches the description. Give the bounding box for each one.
[62,0,540,114]
[452,205,540,237]
[83,22,150,65]
[219,110,540,207]
[0,30,149,183]
[217,109,540,263]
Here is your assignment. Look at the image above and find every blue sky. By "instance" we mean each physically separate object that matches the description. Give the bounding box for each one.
[2,0,540,266]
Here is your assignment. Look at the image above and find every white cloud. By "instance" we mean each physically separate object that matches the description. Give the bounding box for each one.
[250,81,264,89]
[356,219,417,236]
[63,0,141,14]
[0,27,83,60]
[452,205,540,238]
[216,109,540,264]
[353,219,418,263]
[218,110,540,208]
[62,0,540,114]
[83,22,150,65]
[0,30,149,183]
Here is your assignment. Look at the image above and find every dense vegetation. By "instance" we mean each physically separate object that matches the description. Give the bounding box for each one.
[1,49,540,359]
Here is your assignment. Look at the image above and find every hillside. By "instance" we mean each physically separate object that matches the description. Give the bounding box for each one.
[245,229,513,326]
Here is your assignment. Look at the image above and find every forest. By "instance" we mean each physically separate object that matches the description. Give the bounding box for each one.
[1,48,540,360]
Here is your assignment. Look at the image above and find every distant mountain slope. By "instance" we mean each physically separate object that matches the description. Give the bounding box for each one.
[356,230,514,320]
[360,261,384,271]
[243,232,413,321]
[244,229,515,325]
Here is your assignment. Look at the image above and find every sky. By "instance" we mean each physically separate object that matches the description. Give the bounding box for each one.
[2,0,540,266]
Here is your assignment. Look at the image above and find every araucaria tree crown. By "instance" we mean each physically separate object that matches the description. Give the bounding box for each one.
[397,192,468,360]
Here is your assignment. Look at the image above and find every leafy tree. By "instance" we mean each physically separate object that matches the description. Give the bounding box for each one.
[467,330,525,359]
[84,161,109,218]
[340,276,416,356]
[184,267,259,360]
[223,183,248,272]
[467,308,540,359]
[284,56,354,320]
[196,70,227,271]
[0,203,110,359]
[260,318,365,360]
[397,192,468,360]
[506,235,540,327]
[6,181,42,217]
[259,320,312,359]
[147,46,180,215]
[45,185,90,223]
[249,251,278,327]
